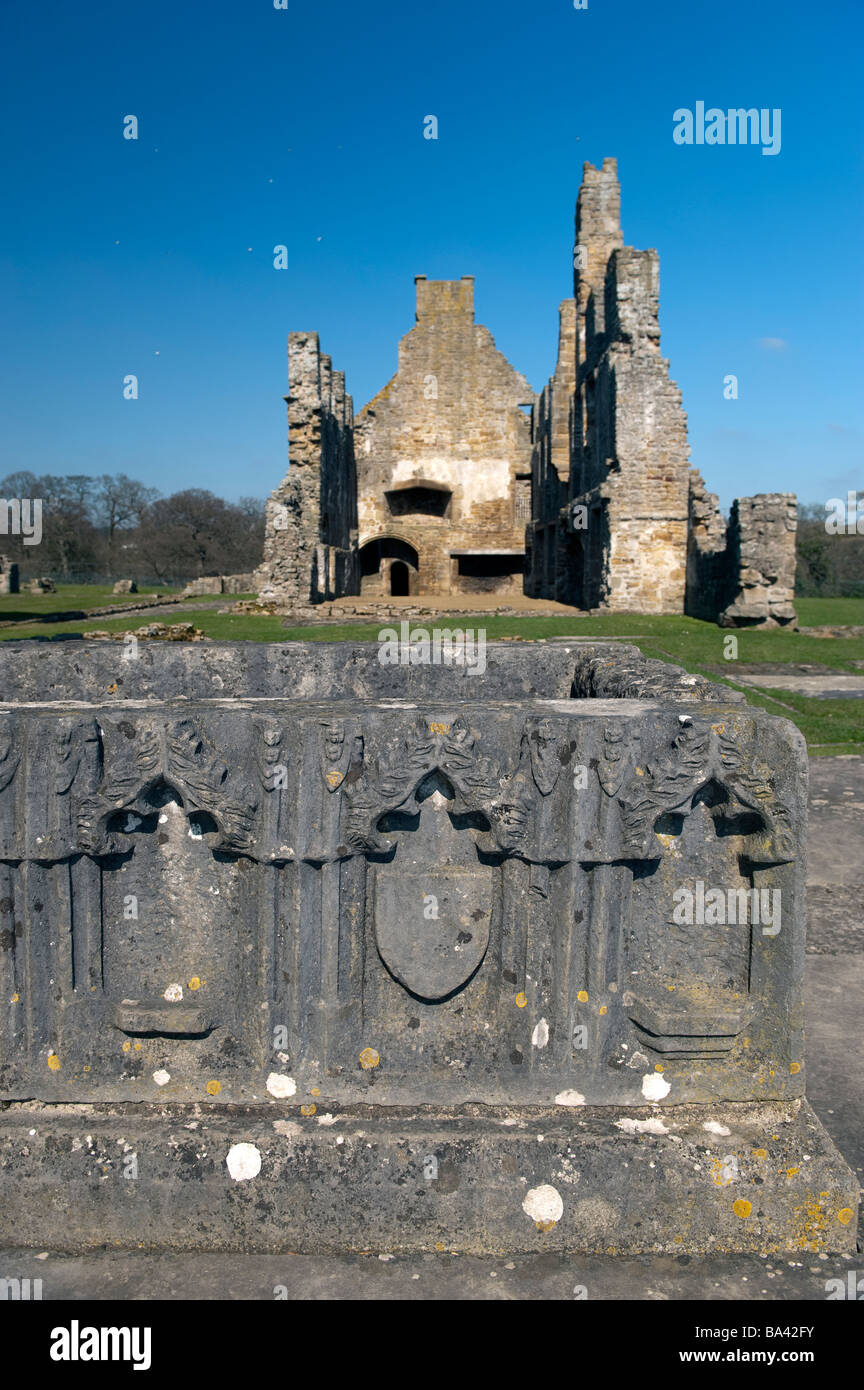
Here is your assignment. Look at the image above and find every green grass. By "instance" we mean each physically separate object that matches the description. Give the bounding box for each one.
[3,596,863,757]
[0,583,181,620]
[795,597,864,627]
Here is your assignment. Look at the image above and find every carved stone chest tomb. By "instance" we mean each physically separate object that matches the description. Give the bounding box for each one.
[0,640,856,1253]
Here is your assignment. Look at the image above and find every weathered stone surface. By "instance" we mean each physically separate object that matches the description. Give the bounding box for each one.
[353,276,533,599]
[255,334,359,605]
[180,574,254,598]
[112,579,138,595]
[0,558,19,595]
[1,1100,853,1256]
[0,640,853,1252]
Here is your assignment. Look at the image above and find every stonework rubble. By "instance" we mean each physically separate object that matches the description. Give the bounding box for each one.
[0,639,855,1253]
[254,159,797,627]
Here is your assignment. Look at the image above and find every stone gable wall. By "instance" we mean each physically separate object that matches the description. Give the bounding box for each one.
[353,276,533,597]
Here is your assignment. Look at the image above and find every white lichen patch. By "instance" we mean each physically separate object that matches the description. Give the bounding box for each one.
[226,1142,261,1181]
[266,1072,297,1099]
[152,1069,171,1087]
[615,1116,669,1135]
[703,1120,731,1137]
[272,1120,302,1139]
[531,1018,550,1049]
[522,1184,563,1225]
[316,1113,337,1126]
[554,1089,586,1107]
[641,1072,671,1101]
[163,983,183,1002]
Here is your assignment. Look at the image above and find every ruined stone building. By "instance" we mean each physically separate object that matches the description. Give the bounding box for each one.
[254,159,797,626]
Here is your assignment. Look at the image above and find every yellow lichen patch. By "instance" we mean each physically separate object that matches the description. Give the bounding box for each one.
[711,723,726,736]
[635,767,644,777]
[83,1065,91,1072]
[428,723,450,736]
[359,1047,380,1070]
[786,1167,800,1178]
[654,1064,665,1073]
[656,833,676,849]
[599,1005,607,1016]
[789,1062,801,1075]
[134,1042,142,1051]
[205,1079,221,1096]
[121,1041,131,1052]
[106,682,117,694]
[310,1087,321,1096]
[515,992,528,1009]
[325,770,343,788]
[535,1219,557,1233]
[733,1199,752,1219]
[11,993,19,1003]
[188,976,202,991]
[576,990,589,1003]
[300,1103,317,1117]
[667,984,676,991]
[752,1148,768,1159]
[837,1208,854,1226]
[47,1053,61,1071]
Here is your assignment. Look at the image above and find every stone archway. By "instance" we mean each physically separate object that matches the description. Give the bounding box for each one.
[358,537,419,597]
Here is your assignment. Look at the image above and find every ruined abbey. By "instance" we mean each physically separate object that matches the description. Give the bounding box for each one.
[254,158,797,626]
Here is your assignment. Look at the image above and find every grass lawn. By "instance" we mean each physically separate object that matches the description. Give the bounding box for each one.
[3,593,863,756]
[0,583,182,619]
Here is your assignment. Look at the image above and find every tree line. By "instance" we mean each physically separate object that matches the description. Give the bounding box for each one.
[796,499,864,599]
[0,472,265,585]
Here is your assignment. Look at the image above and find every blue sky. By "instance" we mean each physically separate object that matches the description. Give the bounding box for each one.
[1,0,861,512]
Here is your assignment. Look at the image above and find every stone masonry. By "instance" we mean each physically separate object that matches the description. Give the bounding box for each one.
[253,160,797,627]
[0,638,855,1253]
[353,276,534,598]
[254,333,359,605]
[686,476,798,627]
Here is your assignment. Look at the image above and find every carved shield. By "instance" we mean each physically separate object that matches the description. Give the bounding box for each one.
[374,865,491,1001]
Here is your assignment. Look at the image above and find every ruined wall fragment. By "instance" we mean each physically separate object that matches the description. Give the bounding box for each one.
[353,277,533,598]
[254,332,358,605]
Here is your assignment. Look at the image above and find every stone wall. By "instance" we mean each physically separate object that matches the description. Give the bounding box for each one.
[353,277,533,598]
[528,160,690,613]
[719,494,798,628]
[254,333,359,605]
[0,556,19,595]
[685,477,799,628]
[0,638,854,1254]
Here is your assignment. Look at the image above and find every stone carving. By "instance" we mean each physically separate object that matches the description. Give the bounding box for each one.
[78,717,257,856]
[0,639,854,1258]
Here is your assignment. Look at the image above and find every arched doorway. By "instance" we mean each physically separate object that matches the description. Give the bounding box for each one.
[390,561,410,596]
[358,537,419,597]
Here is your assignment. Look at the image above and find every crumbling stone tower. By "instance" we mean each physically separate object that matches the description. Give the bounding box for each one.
[526,158,691,612]
[254,332,359,605]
